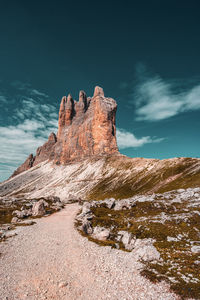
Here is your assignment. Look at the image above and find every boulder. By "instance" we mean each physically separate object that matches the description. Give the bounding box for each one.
[12,209,32,219]
[133,239,161,262]
[32,200,48,216]
[81,220,93,235]
[116,231,135,250]
[103,198,115,209]
[11,217,20,224]
[92,226,110,241]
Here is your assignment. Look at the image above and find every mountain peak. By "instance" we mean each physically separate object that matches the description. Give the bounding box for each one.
[11,87,119,177]
[93,86,104,98]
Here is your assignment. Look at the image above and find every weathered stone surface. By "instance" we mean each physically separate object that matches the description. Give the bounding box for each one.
[133,239,161,262]
[11,86,118,177]
[11,154,35,178]
[92,226,110,241]
[11,132,57,178]
[53,86,118,164]
[81,220,93,235]
[32,200,48,216]
[33,132,57,166]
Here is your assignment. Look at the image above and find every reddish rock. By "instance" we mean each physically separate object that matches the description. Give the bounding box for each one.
[11,86,119,176]
[11,154,35,178]
[11,132,57,177]
[33,132,57,166]
[52,86,118,164]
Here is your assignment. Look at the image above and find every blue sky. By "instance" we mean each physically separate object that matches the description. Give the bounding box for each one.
[0,1,200,181]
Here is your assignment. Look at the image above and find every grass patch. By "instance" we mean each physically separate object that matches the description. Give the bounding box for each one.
[89,194,200,299]
[86,157,200,200]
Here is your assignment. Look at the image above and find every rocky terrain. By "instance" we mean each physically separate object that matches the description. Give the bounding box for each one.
[76,188,200,299]
[0,155,199,201]
[0,196,64,242]
[0,86,200,299]
[11,86,118,177]
[0,203,179,300]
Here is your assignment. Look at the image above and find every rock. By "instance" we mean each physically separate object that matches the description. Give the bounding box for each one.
[33,132,57,166]
[11,86,119,176]
[46,195,61,202]
[12,209,32,219]
[11,154,35,178]
[58,281,68,288]
[11,217,20,224]
[11,132,57,177]
[191,246,200,253]
[52,202,64,211]
[81,220,93,235]
[64,194,82,203]
[92,226,110,241]
[133,239,160,262]
[116,231,135,250]
[53,86,119,164]
[177,189,185,193]
[20,220,35,225]
[104,198,115,209]
[114,199,133,210]
[82,202,92,215]
[93,86,104,97]
[32,200,48,216]
[121,232,133,246]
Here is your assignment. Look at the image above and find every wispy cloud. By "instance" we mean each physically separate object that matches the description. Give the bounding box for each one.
[116,128,164,149]
[133,70,200,121]
[0,86,58,181]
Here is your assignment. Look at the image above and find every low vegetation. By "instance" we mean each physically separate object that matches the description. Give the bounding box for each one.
[87,190,200,299]
[87,157,200,200]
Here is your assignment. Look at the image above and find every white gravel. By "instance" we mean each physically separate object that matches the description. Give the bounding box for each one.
[0,204,179,300]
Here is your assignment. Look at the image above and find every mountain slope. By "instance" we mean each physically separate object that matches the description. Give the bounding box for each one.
[1,155,200,201]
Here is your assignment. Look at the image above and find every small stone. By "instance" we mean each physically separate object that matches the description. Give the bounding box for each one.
[191,246,200,253]
[11,217,19,224]
[58,281,68,288]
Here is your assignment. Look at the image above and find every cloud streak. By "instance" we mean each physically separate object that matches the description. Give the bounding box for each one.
[0,88,58,181]
[116,128,164,149]
[134,74,200,121]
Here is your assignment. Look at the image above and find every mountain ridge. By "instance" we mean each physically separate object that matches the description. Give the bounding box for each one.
[11,86,118,178]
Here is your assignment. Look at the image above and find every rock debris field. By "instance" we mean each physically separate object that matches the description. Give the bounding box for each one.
[0,203,179,300]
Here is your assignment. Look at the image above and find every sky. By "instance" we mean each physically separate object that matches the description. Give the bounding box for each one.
[0,0,200,181]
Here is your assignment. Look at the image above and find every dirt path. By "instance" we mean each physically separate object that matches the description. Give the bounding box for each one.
[0,204,178,300]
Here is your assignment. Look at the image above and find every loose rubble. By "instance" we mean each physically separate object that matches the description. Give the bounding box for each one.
[76,187,200,299]
[0,204,178,300]
[0,196,64,241]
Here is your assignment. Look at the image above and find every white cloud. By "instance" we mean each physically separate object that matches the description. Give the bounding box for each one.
[134,75,200,121]
[0,94,58,181]
[30,89,48,97]
[116,128,164,149]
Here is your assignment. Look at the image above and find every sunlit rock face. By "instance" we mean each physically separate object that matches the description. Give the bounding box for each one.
[11,86,119,176]
[11,154,35,178]
[54,86,118,164]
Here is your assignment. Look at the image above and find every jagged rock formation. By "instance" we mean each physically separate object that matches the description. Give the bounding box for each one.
[2,156,200,201]
[54,86,118,164]
[11,132,57,178]
[11,154,35,178]
[11,86,118,177]
[33,132,57,166]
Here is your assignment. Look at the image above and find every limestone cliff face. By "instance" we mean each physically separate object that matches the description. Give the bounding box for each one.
[53,86,118,164]
[11,86,119,177]
[11,154,35,178]
[33,132,57,166]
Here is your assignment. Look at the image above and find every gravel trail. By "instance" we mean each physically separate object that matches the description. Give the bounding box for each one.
[0,204,179,300]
